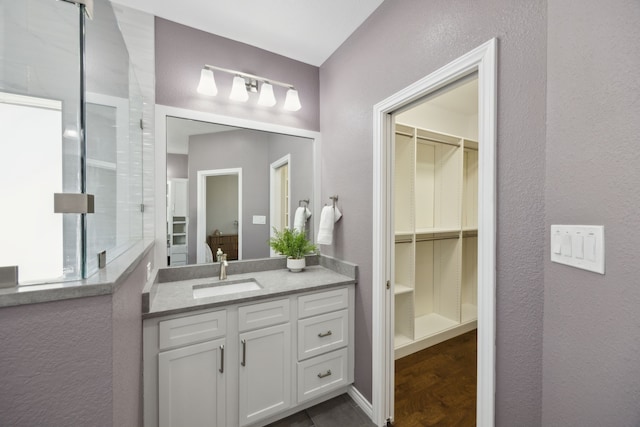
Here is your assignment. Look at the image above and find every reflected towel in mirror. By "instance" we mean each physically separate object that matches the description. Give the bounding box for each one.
[293,207,312,233]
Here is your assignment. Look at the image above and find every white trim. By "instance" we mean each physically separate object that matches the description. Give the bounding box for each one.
[269,154,292,257]
[154,104,322,269]
[196,168,243,263]
[371,38,497,427]
[347,385,375,423]
[0,92,61,110]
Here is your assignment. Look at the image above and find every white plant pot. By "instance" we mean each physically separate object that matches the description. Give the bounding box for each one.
[287,257,305,273]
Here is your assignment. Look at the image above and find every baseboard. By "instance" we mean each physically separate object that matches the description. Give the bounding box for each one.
[347,385,375,423]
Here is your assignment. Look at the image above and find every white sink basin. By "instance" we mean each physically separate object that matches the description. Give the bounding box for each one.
[193,279,261,299]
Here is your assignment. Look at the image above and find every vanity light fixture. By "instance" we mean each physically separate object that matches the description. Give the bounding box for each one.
[197,64,302,111]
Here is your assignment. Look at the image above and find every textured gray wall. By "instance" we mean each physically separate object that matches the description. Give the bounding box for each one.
[112,250,153,427]
[0,250,152,427]
[542,1,640,425]
[319,0,547,423]
[0,296,113,426]
[155,18,319,131]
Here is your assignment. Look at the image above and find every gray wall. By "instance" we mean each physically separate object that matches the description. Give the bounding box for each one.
[188,130,270,262]
[155,18,320,132]
[0,250,152,427]
[319,0,547,424]
[167,153,188,179]
[187,129,314,262]
[268,133,315,239]
[542,1,640,425]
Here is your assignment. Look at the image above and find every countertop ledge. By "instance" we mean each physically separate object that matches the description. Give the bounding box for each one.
[143,260,357,319]
[0,240,154,309]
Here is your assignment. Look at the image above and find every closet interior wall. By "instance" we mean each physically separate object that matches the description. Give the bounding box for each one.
[393,122,478,359]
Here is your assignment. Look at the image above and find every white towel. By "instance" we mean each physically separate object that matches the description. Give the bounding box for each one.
[316,205,342,245]
[293,207,312,233]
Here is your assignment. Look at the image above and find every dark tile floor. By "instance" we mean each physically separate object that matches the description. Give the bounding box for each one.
[265,394,376,427]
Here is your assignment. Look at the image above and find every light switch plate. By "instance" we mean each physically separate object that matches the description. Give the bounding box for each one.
[551,225,604,274]
[252,215,266,225]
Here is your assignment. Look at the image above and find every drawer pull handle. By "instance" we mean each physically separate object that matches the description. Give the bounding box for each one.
[219,345,224,373]
[317,370,332,379]
[318,330,333,338]
[241,339,246,367]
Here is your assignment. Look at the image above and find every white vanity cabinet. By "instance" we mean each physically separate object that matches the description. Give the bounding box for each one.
[237,299,291,426]
[156,310,227,427]
[143,284,355,427]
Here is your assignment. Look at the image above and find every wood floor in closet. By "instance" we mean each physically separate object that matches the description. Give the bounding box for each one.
[394,329,477,427]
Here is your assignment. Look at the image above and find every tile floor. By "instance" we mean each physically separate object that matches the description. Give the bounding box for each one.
[265,394,376,427]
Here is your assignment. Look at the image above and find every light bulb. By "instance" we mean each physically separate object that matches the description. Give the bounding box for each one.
[258,82,276,107]
[197,68,217,96]
[283,88,301,111]
[229,76,249,102]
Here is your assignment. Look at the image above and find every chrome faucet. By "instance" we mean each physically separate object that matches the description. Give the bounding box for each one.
[219,252,228,280]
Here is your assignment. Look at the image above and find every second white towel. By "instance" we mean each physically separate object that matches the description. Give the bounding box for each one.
[317,205,342,245]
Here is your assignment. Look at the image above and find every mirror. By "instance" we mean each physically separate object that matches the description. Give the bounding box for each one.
[165,116,316,266]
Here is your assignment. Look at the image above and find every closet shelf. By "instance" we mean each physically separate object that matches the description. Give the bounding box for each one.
[394,284,414,295]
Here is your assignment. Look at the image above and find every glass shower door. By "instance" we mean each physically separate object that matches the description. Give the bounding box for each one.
[0,0,83,284]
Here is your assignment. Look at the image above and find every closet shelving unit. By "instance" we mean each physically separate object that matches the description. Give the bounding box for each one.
[393,123,478,359]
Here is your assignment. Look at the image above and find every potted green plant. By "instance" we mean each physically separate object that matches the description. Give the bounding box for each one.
[268,227,317,272]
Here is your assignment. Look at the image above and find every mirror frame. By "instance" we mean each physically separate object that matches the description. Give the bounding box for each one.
[154,104,322,268]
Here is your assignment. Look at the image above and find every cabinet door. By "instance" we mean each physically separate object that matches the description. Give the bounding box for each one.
[238,323,291,426]
[171,179,188,217]
[158,338,226,427]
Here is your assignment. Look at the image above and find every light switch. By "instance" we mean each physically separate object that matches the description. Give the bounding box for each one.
[584,235,596,262]
[574,234,584,259]
[252,215,266,225]
[552,233,562,254]
[561,234,572,257]
[550,225,604,274]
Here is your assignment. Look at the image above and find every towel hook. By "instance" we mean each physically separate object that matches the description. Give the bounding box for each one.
[299,199,310,207]
[329,195,338,208]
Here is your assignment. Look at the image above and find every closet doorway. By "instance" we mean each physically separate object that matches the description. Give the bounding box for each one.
[371,39,496,426]
[393,75,478,425]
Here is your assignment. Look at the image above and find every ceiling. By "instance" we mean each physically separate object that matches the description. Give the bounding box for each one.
[110,0,385,66]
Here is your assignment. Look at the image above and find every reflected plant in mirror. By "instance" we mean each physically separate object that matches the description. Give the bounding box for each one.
[166,117,315,266]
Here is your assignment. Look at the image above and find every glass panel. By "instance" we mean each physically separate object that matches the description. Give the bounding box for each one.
[84,0,143,276]
[0,0,82,283]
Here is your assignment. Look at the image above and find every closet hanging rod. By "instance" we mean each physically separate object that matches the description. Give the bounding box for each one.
[416,136,461,147]
[415,235,460,243]
[395,130,414,138]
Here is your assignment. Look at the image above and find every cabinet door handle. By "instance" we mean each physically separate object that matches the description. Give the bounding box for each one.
[219,345,224,373]
[241,339,246,367]
[318,330,332,338]
[317,370,332,379]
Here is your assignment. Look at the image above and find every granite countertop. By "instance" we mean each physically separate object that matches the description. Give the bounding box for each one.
[143,261,357,319]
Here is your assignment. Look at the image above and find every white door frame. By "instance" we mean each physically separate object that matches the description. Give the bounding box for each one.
[269,154,291,257]
[371,38,497,426]
[154,104,322,268]
[196,168,242,263]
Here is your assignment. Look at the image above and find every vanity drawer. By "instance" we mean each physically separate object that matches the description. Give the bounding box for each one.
[298,310,348,360]
[298,287,349,319]
[239,298,290,332]
[297,348,349,403]
[159,310,226,350]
